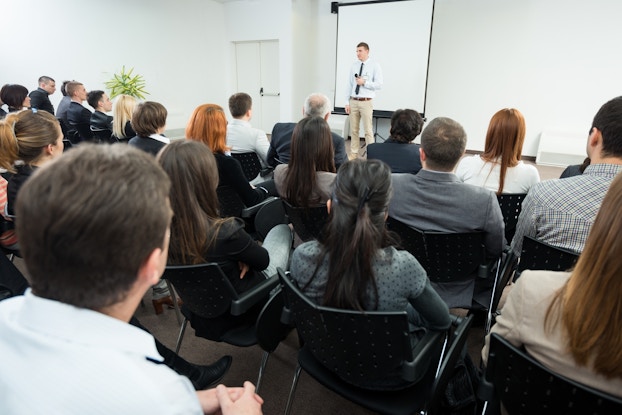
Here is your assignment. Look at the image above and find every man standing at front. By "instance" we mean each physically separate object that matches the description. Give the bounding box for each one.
[345,42,383,159]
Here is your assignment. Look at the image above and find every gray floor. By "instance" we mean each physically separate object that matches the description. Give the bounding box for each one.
[10,154,564,414]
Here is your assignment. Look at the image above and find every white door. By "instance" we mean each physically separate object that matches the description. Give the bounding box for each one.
[234,40,280,133]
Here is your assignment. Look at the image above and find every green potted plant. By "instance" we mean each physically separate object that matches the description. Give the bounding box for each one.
[105,66,149,99]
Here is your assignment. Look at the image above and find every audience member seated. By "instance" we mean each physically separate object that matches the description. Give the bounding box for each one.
[186,104,277,207]
[55,80,72,126]
[274,116,336,207]
[0,94,6,119]
[128,101,170,155]
[483,172,622,398]
[0,84,31,113]
[290,159,451,389]
[87,90,114,141]
[560,156,591,179]
[511,96,622,257]
[388,117,505,309]
[157,140,292,338]
[28,75,56,114]
[65,81,93,142]
[0,175,17,249]
[226,92,270,182]
[456,108,540,194]
[0,143,263,414]
[367,108,424,174]
[0,110,64,218]
[112,94,137,143]
[268,93,347,169]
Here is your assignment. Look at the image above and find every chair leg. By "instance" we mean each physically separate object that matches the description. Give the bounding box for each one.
[165,279,183,326]
[255,351,270,394]
[284,364,302,415]
[485,258,502,334]
[175,318,188,355]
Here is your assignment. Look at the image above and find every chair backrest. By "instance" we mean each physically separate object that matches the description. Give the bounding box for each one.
[253,198,287,241]
[496,193,527,244]
[278,269,439,389]
[255,288,293,353]
[481,333,622,414]
[163,263,240,319]
[69,122,94,143]
[90,127,115,143]
[231,152,262,181]
[283,200,329,242]
[516,235,579,279]
[217,185,245,218]
[387,217,486,283]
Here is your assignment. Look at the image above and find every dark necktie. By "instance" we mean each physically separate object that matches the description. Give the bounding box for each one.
[355,62,364,95]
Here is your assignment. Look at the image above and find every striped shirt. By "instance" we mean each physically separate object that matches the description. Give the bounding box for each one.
[511,164,622,256]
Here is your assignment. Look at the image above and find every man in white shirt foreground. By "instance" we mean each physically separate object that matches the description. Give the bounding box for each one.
[0,144,263,415]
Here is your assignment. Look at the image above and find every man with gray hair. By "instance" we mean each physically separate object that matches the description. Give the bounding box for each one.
[267,93,347,168]
[388,117,504,309]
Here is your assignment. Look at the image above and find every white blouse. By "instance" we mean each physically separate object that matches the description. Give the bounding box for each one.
[455,155,540,193]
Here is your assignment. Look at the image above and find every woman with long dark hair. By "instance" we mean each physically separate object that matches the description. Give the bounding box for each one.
[456,108,539,194]
[290,159,451,369]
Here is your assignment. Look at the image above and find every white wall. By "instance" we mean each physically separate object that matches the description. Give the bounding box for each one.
[1,0,227,130]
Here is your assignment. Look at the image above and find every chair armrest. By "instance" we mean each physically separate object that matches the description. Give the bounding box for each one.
[477,350,496,402]
[241,196,279,218]
[401,330,446,383]
[230,274,280,316]
[260,166,274,177]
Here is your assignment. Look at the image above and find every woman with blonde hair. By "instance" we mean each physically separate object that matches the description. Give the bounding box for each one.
[186,104,277,207]
[482,173,622,397]
[456,108,539,194]
[111,94,137,142]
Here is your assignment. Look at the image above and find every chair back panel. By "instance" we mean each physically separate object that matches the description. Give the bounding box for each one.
[283,201,329,242]
[278,269,419,389]
[231,152,262,181]
[255,289,292,353]
[484,333,622,414]
[496,193,527,244]
[163,263,239,319]
[517,236,579,278]
[254,198,287,241]
[386,217,428,270]
[423,232,485,283]
[217,185,245,218]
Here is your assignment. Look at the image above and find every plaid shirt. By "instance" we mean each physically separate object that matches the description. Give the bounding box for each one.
[511,164,622,256]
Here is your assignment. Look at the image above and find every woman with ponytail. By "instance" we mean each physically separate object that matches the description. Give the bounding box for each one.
[290,159,451,355]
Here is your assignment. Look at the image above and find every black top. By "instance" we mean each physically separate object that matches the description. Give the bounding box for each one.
[7,165,37,216]
[367,138,422,175]
[90,111,113,131]
[215,153,269,206]
[28,88,54,114]
[128,136,166,156]
[267,122,348,169]
[67,101,91,125]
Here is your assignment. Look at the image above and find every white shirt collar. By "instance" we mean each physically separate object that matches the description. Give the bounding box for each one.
[149,134,170,144]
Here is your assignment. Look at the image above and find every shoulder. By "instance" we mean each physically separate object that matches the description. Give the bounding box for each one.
[271,123,294,138]
[512,270,570,303]
[292,240,322,262]
[217,217,246,239]
[331,132,345,144]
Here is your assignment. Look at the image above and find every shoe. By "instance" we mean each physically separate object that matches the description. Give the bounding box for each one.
[190,355,233,390]
[152,295,182,315]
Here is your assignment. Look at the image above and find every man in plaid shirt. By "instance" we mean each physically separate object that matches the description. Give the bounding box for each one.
[511,96,622,257]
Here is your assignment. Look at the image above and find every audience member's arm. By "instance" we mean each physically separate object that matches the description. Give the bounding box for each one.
[223,225,270,272]
[510,189,538,257]
[481,272,526,366]
[410,279,452,331]
[225,157,269,206]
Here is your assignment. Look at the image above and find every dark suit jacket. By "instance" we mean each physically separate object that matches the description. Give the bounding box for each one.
[67,101,92,125]
[128,136,166,156]
[367,138,422,174]
[90,111,113,130]
[28,88,54,114]
[268,122,347,169]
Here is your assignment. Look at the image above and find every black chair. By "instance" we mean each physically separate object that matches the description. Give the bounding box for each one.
[485,251,517,333]
[68,122,94,143]
[282,200,329,242]
[216,185,278,220]
[231,152,273,181]
[496,193,527,245]
[253,198,288,241]
[515,235,579,280]
[164,263,288,392]
[0,252,29,301]
[478,333,622,415]
[90,127,115,143]
[278,268,474,415]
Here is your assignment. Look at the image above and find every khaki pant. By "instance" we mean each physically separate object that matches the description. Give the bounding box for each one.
[349,98,374,155]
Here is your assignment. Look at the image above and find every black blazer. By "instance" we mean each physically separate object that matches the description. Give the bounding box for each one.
[367,138,422,174]
[268,122,347,169]
[128,136,166,156]
[29,88,54,114]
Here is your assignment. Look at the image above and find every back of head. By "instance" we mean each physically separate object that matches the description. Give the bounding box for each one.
[38,76,55,86]
[285,116,335,208]
[321,159,393,310]
[592,96,622,159]
[185,104,228,154]
[482,108,526,193]
[16,144,172,310]
[0,110,61,168]
[389,109,424,143]
[228,92,252,118]
[304,93,331,118]
[65,82,83,99]
[157,139,221,265]
[0,84,29,111]
[548,172,622,378]
[420,117,467,171]
[60,80,72,97]
[132,101,167,137]
[112,95,137,138]
[87,90,105,110]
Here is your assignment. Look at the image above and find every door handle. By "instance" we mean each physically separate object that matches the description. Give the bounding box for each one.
[260,87,280,97]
